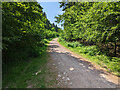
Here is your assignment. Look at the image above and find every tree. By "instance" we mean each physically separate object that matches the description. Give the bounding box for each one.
[55,2,120,57]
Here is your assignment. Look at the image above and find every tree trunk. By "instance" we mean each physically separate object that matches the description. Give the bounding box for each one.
[114,41,117,57]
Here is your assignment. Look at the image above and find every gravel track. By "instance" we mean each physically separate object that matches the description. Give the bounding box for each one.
[48,38,118,88]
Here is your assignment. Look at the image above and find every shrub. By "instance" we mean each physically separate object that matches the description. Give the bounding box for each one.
[110,62,120,72]
[74,41,81,47]
[67,41,83,48]
[96,55,110,63]
[43,39,48,43]
[111,57,120,62]
[67,42,74,48]
[80,46,101,56]
[58,37,65,42]
[109,57,120,72]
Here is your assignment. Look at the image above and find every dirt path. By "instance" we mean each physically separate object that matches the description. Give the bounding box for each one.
[48,38,118,88]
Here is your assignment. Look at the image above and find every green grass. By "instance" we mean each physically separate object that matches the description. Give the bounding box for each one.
[58,38,120,76]
[2,38,55,88]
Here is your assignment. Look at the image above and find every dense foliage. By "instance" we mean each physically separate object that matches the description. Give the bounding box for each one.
[2,2,60,63]
[55,2,120,57]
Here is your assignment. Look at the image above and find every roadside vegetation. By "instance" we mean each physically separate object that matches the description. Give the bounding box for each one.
[2,2,61,88]
[58,37,120,76]
[3,39,48,88]
[56,2,120,76]
[3,39,59,88]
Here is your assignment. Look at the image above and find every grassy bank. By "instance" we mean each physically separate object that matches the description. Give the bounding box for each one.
[2,38,55,88]
[58,38,120,76]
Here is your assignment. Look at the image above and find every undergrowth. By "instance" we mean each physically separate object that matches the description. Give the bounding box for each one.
[2,38,54,88]
[58,37,120,76]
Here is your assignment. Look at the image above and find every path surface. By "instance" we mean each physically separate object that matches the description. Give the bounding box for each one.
[48,38,118,88]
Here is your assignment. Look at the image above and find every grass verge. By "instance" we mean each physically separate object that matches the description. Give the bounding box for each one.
[2,38,55,88]
[58,38,120,76]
